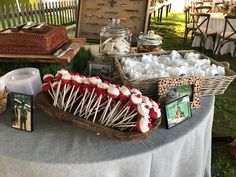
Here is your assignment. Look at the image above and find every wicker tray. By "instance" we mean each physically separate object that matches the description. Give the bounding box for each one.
[35,92,161,141]
[115,50,236,99]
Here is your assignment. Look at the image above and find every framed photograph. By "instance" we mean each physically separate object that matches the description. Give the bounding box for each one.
[11,92,33,132]
[87,60,113,81]
[165,95,192,129]
[157,76,202,109]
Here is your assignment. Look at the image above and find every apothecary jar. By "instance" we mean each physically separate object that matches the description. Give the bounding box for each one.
[100,18,132,56]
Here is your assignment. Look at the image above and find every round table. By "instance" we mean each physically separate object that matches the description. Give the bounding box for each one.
[0,96,215,177]
[192,13,236,56]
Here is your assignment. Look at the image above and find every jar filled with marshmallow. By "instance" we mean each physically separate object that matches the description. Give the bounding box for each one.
[100,18,132,56]
[137,30,162,53]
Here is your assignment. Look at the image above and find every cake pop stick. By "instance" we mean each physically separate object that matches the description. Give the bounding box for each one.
[42,83,54,99]
[104,85,131,126]
[68,74,83,112]
[100,84,120,125]
[107,93,142,127]
[78,77,93,116]
[61,73,72,109]
[53,69,69,107]
[73,77,90,116]
[83,76,102,118]
[90,81,109,123]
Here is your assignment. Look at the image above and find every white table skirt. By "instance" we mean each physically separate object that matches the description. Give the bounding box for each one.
[0,96,215,177]
[192,13,236,56]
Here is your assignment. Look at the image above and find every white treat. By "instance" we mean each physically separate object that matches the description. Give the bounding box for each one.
[108,84,120,97]
[217,66,225,76]
[130,88,142,95]
[101,38,112,46]
[83,77,91,85]
[61,73,71,81]
[58,69,69,75]
[103,41,115,54]
[72,75,83,84]
[151,100,159,109]
[119,85,131,97]
[43,74,54,82]
[149,106,161,119]
[89,76,102,86]
[194,69,206,77]
[137,117,151,133]
[131,93,142,105]
[137,103,150,116]
[142,96,153,108]
[206,68,220,77]
[97,82,109,89]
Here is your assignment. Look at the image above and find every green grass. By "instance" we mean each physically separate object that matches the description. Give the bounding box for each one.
[151,12,236,177]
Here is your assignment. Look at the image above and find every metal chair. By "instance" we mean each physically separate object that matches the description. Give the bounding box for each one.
[214,15,236,56]
[192,13,217,51]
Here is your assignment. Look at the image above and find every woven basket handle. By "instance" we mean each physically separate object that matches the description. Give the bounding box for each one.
[220,61,230,69]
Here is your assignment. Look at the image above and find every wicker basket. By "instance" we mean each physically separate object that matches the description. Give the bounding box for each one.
[115,50,236,99]
[35,92,161,141]
[0,89,8,115]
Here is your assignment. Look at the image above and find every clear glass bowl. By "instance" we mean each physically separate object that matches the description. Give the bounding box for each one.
[137,30,162,53]
[100,18,132,56]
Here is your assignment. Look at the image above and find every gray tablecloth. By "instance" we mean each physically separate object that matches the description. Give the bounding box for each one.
[0,96,215,177]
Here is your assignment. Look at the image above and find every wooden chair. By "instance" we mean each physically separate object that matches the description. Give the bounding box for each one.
[183,8,196,43]
[214,2,224,12]
[195,6,212,13]
[192,13,217,51]
[214,16,236,56]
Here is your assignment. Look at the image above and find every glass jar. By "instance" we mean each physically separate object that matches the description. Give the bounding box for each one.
[100,18,132,56]
[137,30,162,53]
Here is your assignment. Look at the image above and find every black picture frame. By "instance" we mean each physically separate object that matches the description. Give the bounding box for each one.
[165,95,192,129]
[87,60,113,81]
[11,92,33,132]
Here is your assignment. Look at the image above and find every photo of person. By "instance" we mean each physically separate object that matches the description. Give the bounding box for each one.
[11,93,33,132]
[165,95,191,128]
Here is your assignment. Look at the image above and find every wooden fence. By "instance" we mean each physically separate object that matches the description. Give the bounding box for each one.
[0,0,79,31]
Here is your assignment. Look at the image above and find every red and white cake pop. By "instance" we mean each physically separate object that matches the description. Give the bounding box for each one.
[100,84,120,124]
[130,88,142,95]
[119,85,131,101]
[136,117,152,133]
[83,76,103,117]
[130,93,142,105]
[89,81,110,122]
[137,103,150,117]
[56,69,69,81]
[43,74,54,83]
[142,96,153,108]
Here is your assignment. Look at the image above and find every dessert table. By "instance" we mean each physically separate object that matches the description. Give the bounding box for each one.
[192,13,236,56]
[0,96,215,177]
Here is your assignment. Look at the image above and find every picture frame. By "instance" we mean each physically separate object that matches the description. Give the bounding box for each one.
[87,60,113,81]
[157,76,202,109]
[11,92,33,132]
[165,95,192,129]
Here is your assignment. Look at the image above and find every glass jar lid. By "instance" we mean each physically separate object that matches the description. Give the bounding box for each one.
[100,18,131,37]
[138,30,162,46]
